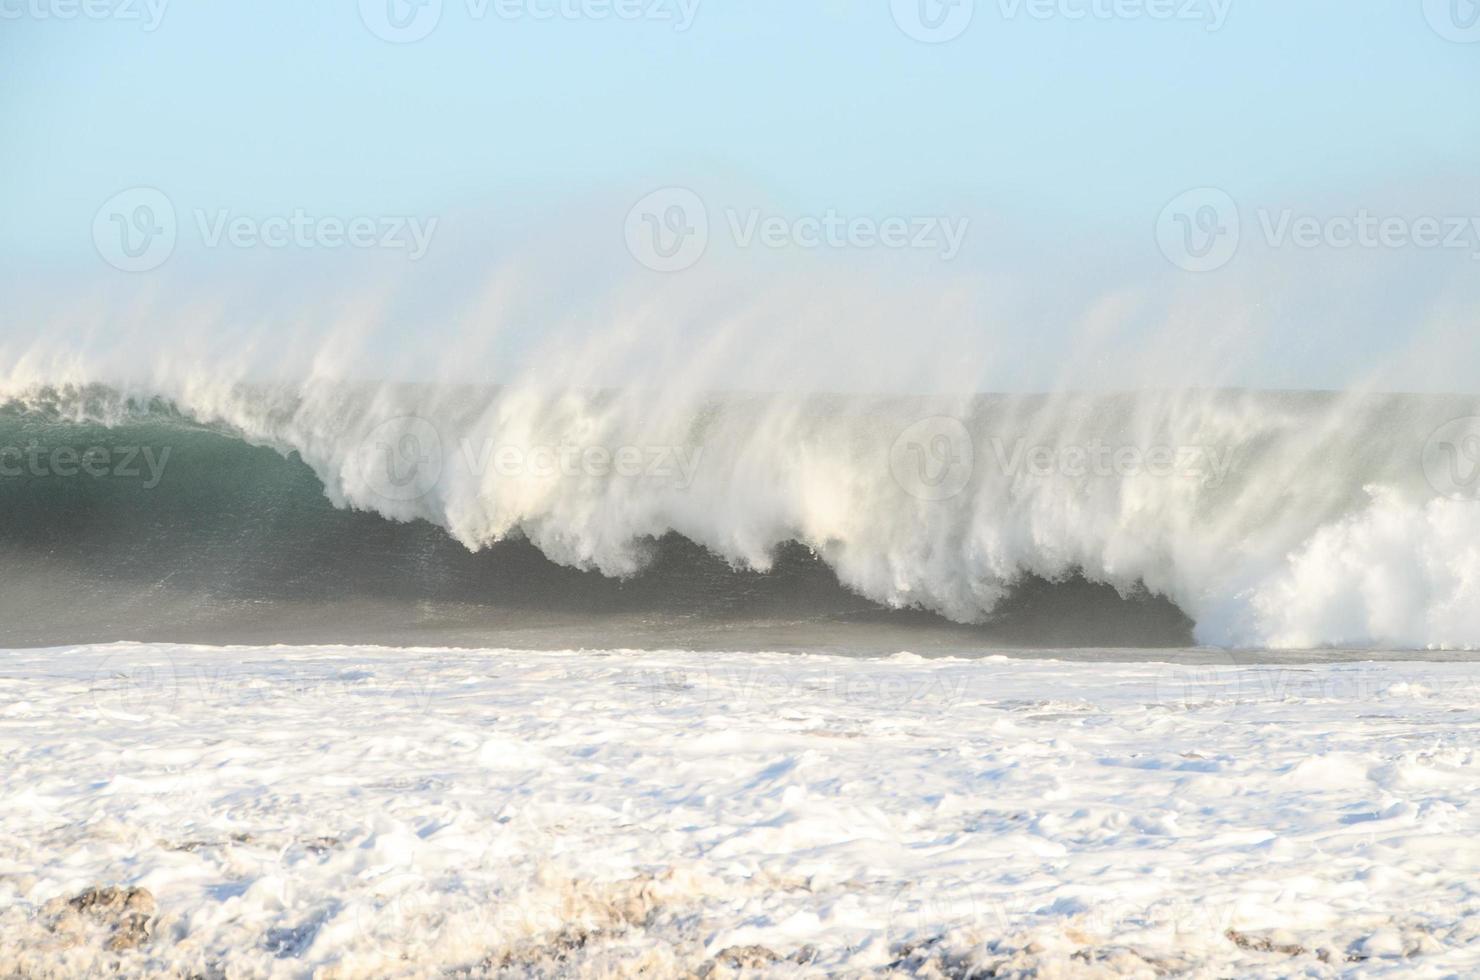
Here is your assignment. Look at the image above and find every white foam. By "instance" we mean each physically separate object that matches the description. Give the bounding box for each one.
[3,643,1479,977]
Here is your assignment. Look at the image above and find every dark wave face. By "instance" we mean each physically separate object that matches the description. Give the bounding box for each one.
[0,404,1197,654]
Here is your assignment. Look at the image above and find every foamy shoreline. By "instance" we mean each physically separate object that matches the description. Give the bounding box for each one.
[3,644,1478,977]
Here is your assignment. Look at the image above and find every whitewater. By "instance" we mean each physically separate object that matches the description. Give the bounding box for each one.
[4,643,1479,977]
[2,378,1478,652]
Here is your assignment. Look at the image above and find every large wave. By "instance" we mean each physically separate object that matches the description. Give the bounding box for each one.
[3,380,1477,651]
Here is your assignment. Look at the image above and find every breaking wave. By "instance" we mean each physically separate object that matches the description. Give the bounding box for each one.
[2,381,1478,651]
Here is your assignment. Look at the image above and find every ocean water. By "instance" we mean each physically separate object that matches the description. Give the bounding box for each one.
[3,383,1478,656]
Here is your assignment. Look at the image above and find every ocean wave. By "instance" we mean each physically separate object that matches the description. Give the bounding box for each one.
[2,381,1478,651]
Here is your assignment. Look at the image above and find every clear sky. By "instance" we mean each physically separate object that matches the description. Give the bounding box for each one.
[4,1,1479,390]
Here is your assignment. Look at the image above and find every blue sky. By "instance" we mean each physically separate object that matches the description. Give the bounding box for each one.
[6,1,1476,237]
[3,1,1479,390]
